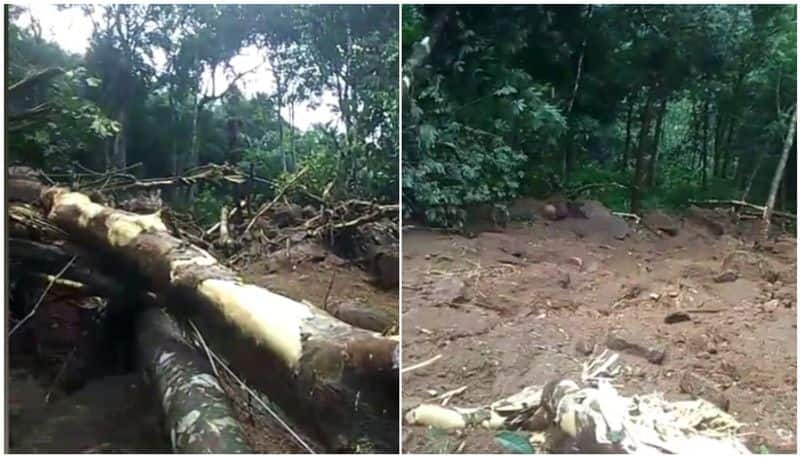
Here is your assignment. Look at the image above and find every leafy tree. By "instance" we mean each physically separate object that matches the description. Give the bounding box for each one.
[403,5,796,227]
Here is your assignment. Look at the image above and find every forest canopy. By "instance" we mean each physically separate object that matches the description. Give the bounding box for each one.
[7,4,399,222]
[402,5,797,227]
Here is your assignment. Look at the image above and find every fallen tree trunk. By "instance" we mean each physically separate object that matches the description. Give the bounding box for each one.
[688,199,796,220]
[10,175,399,452]
[136,307,251,453]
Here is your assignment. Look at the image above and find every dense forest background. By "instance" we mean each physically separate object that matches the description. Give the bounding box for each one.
[402,5,797,227]
[7,5,398,223]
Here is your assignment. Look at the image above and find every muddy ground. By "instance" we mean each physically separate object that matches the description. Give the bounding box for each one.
[9,239,398,453]
[402,210,796,453]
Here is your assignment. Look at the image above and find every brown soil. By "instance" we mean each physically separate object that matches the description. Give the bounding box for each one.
[9,372,167,452]
[239,240,399,331]
[402,212,796,453]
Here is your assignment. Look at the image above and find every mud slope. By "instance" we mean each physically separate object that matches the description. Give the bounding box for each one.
[402,215,796,453]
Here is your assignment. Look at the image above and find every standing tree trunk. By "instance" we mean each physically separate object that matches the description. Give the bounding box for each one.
[740,152,765,202]
[712,109,725,177]
[762,105,797,239]
[187,93,201,201]
[289,98,296,171]
[630,88,655,215]
[646,99,667,188]
[276,73,287,173]
[621,97,635,170]
[689,100,702,169]
[700,97,710,189]
[720,117,737,179]
[113,109,128,170]
[562,5,593,182]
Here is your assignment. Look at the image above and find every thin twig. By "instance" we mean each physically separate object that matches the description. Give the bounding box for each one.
[322,270,337,311]
[10,256,77,336]
[188,320,218,378]
[45,346,77,403]
[402,354,443,374]
[243,165,310,234]
[192,324,316,453]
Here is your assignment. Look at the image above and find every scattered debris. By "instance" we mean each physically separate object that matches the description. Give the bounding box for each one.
[405,351,749,454]
[403,354,443,374]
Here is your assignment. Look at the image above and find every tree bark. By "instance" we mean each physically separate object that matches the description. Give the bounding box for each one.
[113,109,128,170]
[562,5,593,182]
[621,97,635,170]
[701,96,710,189]
[741,151,765,202]
[136,307,251,453]
[712,112,725,178]
[646,99,667,188]
[9,178,400,452]
[630,88,654,215]
[762,105,797,239]
[720,117,737,179]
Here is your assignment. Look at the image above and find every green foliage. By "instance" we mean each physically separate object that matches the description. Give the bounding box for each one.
[8,5,398,222]
[190,184,227,225]
[420,427,454,454]
[403,7,568,226]
[405,5,796,224]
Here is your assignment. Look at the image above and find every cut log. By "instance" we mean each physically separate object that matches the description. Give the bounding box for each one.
[10,176,399,452]
[327,300,398,333]
[688,199,796,220]
[136,307,251,453]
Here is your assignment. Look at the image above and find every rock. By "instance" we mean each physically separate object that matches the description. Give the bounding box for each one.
[507,197,542,222]
[302,205,317,218]
[271,203,304,228]
[606,332,666,365]
[664,311,692,324]
[649,293,660,301]
[463,204,508,235]
[366,250,399,289]
[760,268,781,284]
[621,284,642,300]
[679,372,730,411]
[429,277,471,307]
[643,210,680,236]
[569,200,631,240]
[713,270,739,283]
[685,206,725,236]
[575,339,595,356]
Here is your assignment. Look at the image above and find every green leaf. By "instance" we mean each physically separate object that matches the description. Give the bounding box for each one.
[494,431,535,454]
[85,77,101,87]
[494,85,518,96]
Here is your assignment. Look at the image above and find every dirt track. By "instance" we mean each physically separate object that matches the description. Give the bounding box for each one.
[401,212,796,453]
